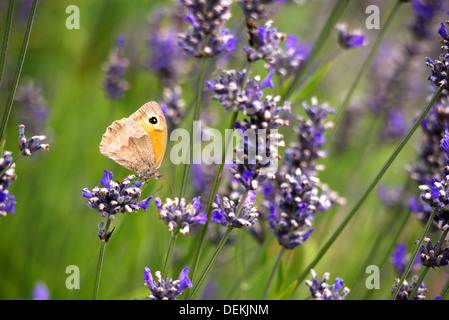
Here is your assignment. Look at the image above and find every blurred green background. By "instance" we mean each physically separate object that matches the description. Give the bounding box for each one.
[0,0,447,300]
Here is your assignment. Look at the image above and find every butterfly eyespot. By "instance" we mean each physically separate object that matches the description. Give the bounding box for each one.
[149,117,158,124]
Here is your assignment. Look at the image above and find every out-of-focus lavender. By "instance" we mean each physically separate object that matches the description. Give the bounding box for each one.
[15,81,49,134]
[305,269,350,300]
[102,36,129,100]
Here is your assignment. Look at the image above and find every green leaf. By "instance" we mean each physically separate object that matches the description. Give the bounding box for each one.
[278,280,298,300]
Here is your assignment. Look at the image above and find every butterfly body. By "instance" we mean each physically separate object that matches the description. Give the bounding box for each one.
[99,101,167,180]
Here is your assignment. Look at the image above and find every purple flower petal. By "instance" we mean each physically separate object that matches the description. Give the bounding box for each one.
[82,188,93,198]
[99,170,113,188]
[192,211,208,224]
[438,21,447,39]
[144,267,156,290]
[137,196,154,211]
[178,267,193,291]
[155,197,162,210]
[260,69,275,89]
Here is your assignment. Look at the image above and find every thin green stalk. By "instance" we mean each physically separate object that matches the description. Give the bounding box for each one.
[292,87,443,296]
[0,0,38,145]
[162,231,179,279]
[283,0,350,100]
[0,0,15,86]
[93,217,112,300]
[188,109,239,283]
[391,207,438,300]
[178,57,208,198]
[188,227,233,300]
[262,247,285,300]
[439,277,449,300]
[330,0,403,138]
[188,189,249,300]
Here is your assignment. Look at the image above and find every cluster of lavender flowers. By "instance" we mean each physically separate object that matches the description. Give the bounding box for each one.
[82,170,153,218]
[102,36,129,100]
[15,81,49,134]
[0,125,49,218]
[178,0,236,58]
[391,276,427,300]
[304,269,350,300]
[143,266,192,300]
[154,196,207,235]
[239,0,285,20]
[267,98,344,249]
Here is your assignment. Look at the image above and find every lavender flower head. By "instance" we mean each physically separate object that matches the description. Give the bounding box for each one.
[144,266,192,300]
[244,19,285,65]
[392,276,427,300]
[15,81,49,133]
[102,35,129,100]
[82,170,153,218]
[419,237,449,267]
[239,0,285,20]
[154,196,207,235]
[271,35,310,78]
[211,190,259,228]
[426,18,449,90]
[304,269,350,300]
[0,144,19,217]
[336,24,366,49]
[391,243,421,275]
[178,0,236,58]
[18,124,49,156]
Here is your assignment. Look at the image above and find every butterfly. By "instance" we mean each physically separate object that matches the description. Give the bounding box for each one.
[99,101,167,180]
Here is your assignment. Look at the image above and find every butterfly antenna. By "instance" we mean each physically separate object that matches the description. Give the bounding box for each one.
[160,174,173,196]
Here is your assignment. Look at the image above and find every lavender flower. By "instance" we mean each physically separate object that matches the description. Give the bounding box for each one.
[160,86,186,130]
[244,19,285,64]
[82,170,153,218]
[18,124,49,156]
[304,269,350,300]
[211,190,259,228]
[206,69,273,114]
[391,243,421,275]
[15,81,49,134]
[144,266,192,300]
[336,24,366,49]
[391,276,427,300]
[411,0,444,39]
[271,35,310,78]
[0,151,17,218]
[178,0,236,58]
[154,196,207,235]
[32,282,50,300]
[102,36,129,99]
[239,0,284,20]
[419,237,449,267]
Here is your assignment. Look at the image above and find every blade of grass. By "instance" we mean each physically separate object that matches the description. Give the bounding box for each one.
[0,0,38,145]
[0,0,15,86]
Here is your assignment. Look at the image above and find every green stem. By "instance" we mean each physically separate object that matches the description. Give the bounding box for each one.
[262,247,285,300]
[283,0,350,100]
[188,227,233,300]
[439,277,449,300]
[188,110,239,283]
[162,231,179,279]
[178,57,208,198]
[93,217,112,300]
[0,0,15,86]
[293,87,443,296]
[391,207,438,300]
[188,189,249,300]
[0,0,38,145]
[330,0,402,136]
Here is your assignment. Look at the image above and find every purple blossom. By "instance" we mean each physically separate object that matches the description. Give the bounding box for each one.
[178,0,236,58]
[32,282,50,300]
[82,170,153,217]
[271,35,310,78]
[239,0,284,20]
[212,191,259,228]
[18,124,49,156]
[337,24,366,49]
[305,269,350,300]
[244,19,284,64]
[15,81,49,134]
[155,196,207,235]
[392,276,427,300]
[102,36,129,99]
[144,266,192,300]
